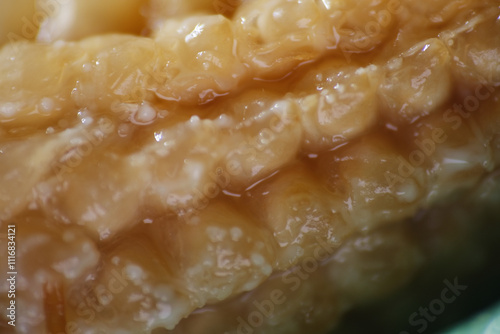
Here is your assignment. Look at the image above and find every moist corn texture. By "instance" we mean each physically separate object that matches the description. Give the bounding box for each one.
[0,0,499,333]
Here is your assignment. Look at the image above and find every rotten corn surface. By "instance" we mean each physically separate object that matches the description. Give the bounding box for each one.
[0,0,499,333]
